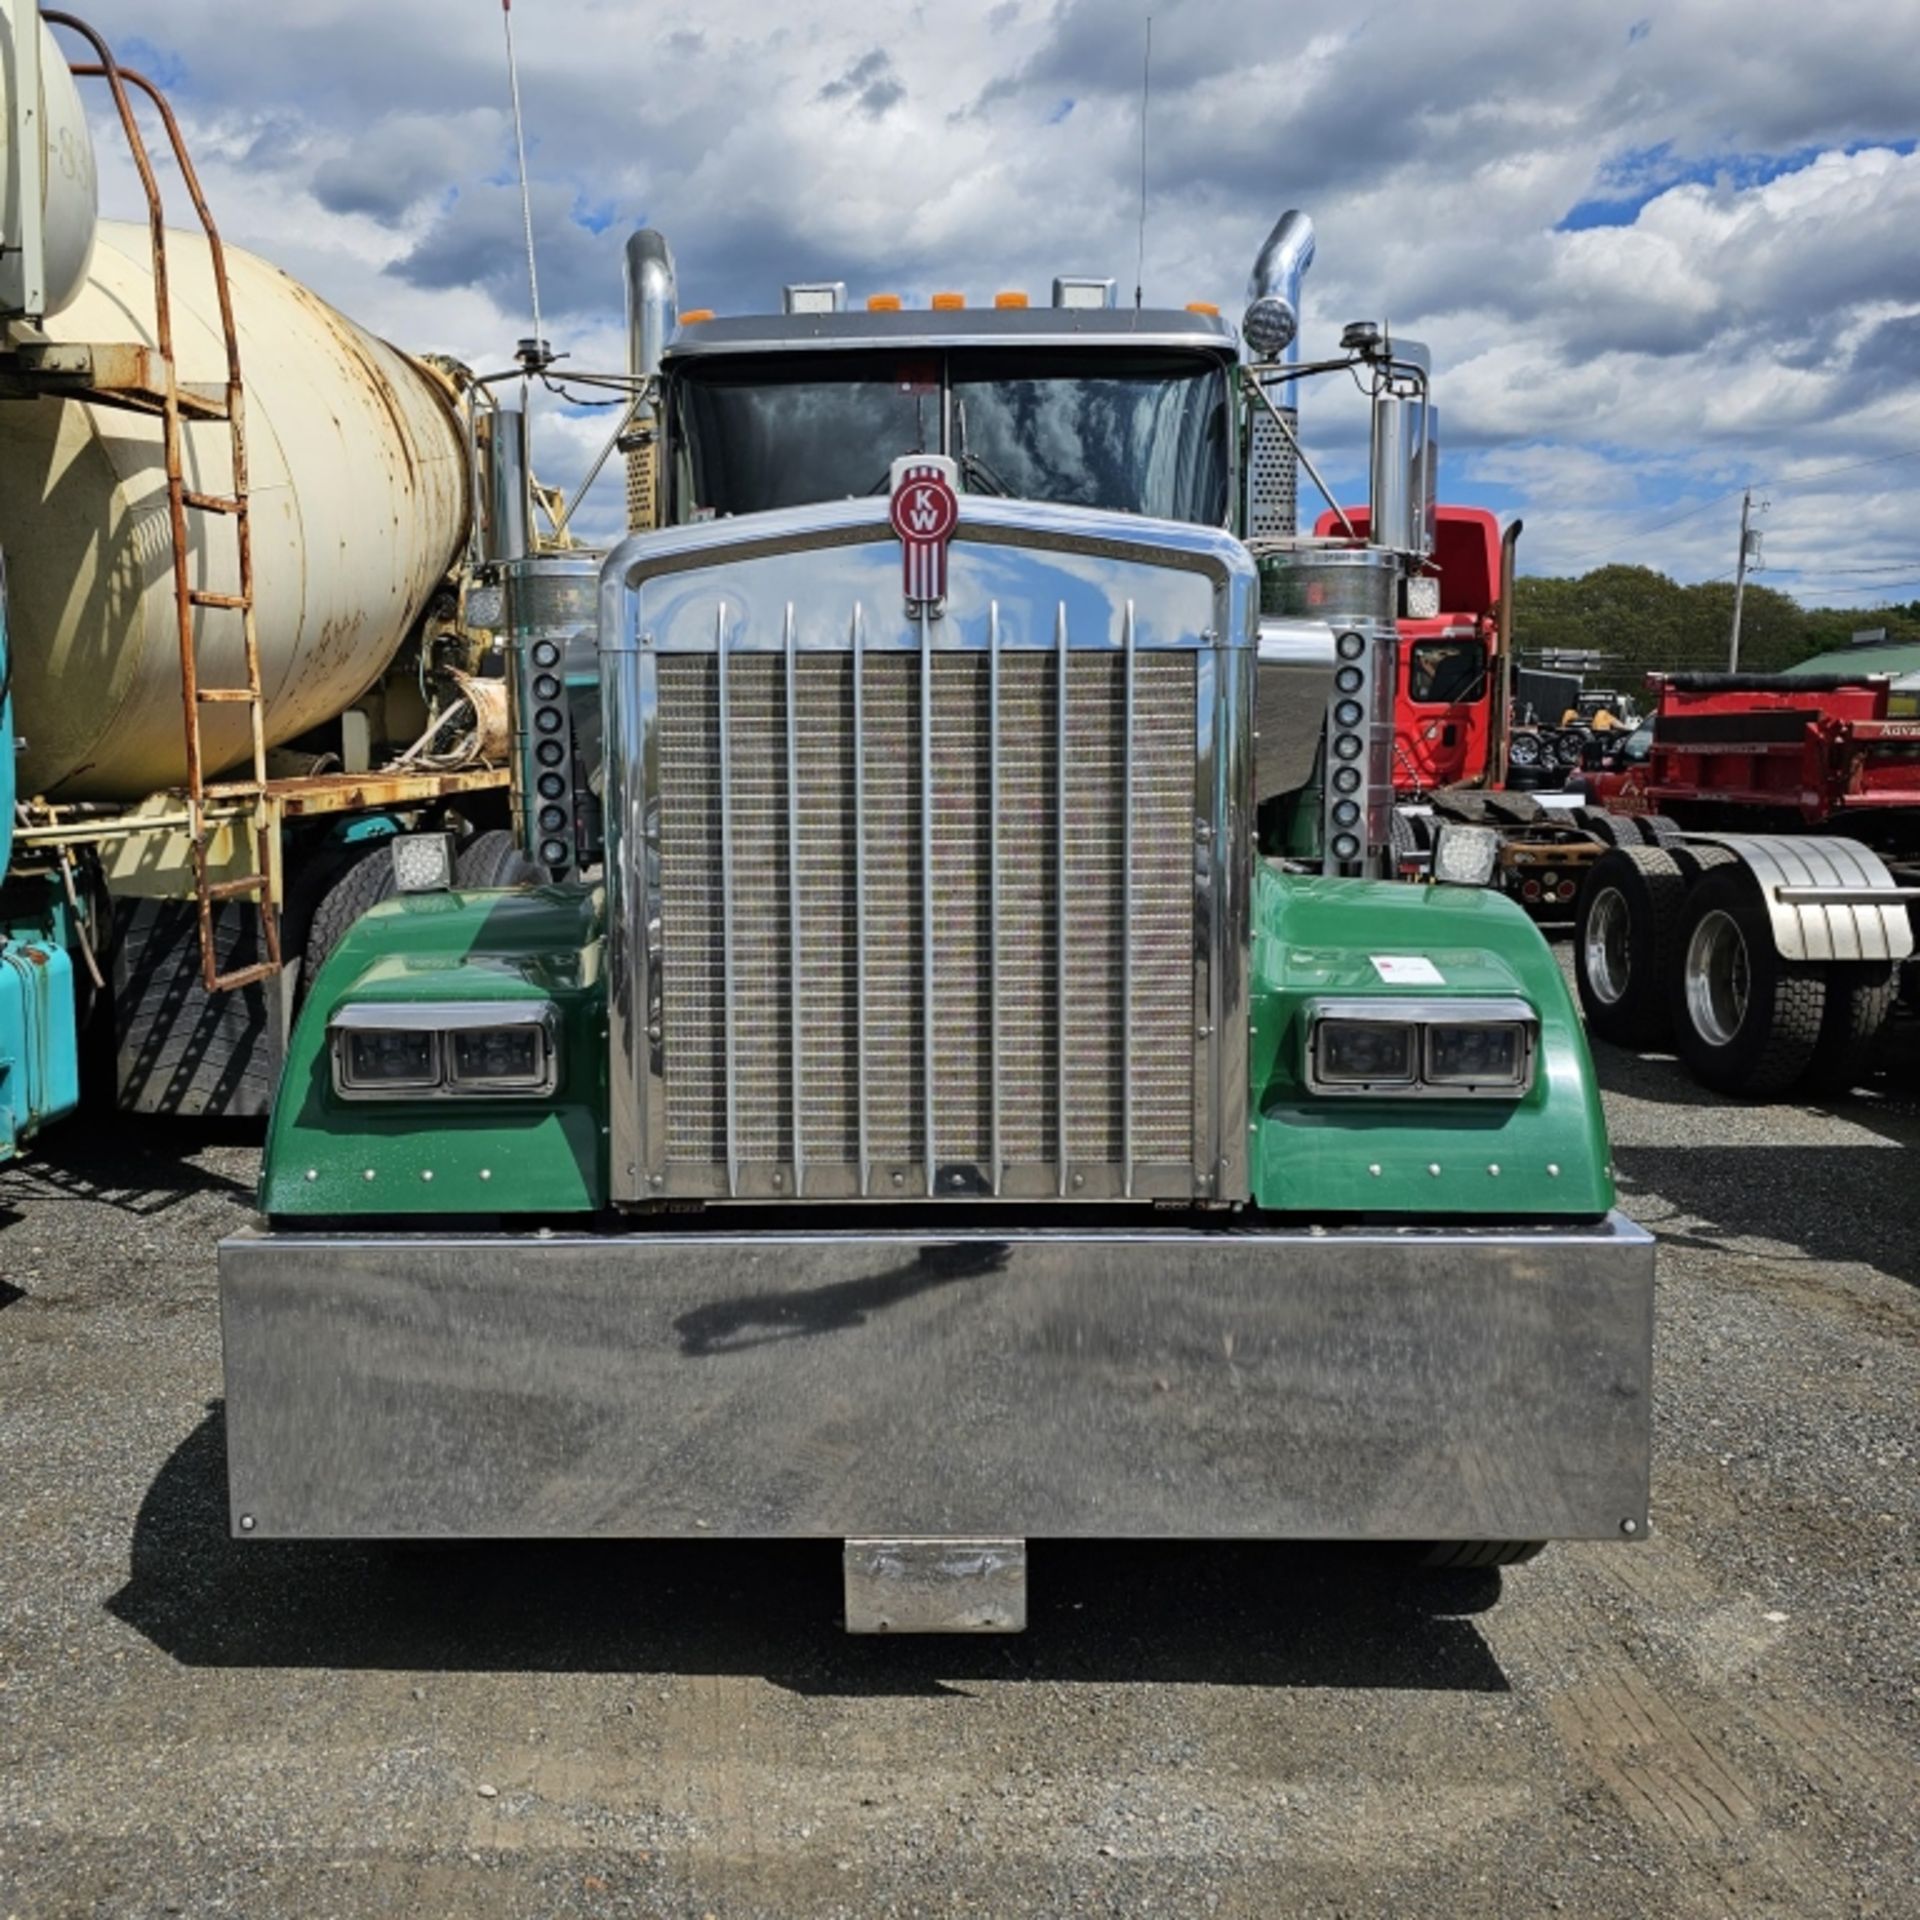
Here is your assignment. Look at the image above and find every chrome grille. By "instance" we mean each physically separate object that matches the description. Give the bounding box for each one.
[651,632,1201,1198]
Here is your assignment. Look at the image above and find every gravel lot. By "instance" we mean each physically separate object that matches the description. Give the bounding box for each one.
[2,994,1916,1917]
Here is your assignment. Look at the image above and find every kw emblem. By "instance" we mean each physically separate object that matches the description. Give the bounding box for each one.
[888,456,960,613]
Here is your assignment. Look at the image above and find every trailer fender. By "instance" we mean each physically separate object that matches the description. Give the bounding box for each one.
[1680,834,1915,964]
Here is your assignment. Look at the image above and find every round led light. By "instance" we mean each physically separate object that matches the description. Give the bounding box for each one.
[541,839,569,867]
[1333,798,1361,828]
[1337,631,1366,662]
[1333,732,1363,762]
[1335,699,1364,728]
[1335,664,1364,694]
[1332,765,1362,795]
[534,673,562,702]
[534,707,564,735]
[531,639,562,669]
[539,804,568,833]
[537,771,566,800]
[466,585,505,631]
[1332,832,1361,861]
[1241,293,1297,358]
[536,738,565,768]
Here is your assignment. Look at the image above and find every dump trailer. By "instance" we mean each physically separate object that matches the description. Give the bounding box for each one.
[0,6,527,1161]
[218,209,1653,1631]
[1573,670,1920,1096]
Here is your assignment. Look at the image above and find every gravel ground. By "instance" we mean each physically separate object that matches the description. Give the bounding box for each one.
[2,993,1917,1918]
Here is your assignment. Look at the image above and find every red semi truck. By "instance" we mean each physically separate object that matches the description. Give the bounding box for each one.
[1572,671,1919,1095]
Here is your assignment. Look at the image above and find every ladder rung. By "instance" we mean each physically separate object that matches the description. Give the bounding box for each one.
[183,490,244,515]
[205,872,269,902]
[208,961,280,993]
[196,686,260,703]
[202,780,267,801]
[188,589,250,610]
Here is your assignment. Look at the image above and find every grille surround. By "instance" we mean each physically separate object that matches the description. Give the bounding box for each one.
[602,496,1256,1205]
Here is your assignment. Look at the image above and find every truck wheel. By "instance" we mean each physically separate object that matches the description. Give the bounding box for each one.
[1416,1541,1546,1569]
[455,828,548,891]
[1800,964,1898,1097]
[1634,814,1682,848]
[1671,866,1826,1096]
[303,846,396,983]
[1574,845,1686,1047]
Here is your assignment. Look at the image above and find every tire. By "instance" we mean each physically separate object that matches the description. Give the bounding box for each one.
[1416,1541,1546,1569]
[1577,810,1632,847]
[1669,865,1827,1096]
[455,828,548,891]
[1800,964,1897,1097]
[303,845,397,983]
[1634,814,1683,847]
[1574,845,1687,1048]
[1669,841,1737,887]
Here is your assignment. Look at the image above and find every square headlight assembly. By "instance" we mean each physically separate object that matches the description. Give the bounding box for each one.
[1313,1016,1418,1089]
[1425,1016,1532,1092]
[448,1018,554,1094]
[337,1025,438,1093]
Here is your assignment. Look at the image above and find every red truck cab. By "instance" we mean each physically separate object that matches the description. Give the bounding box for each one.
[1315,504,1504,792]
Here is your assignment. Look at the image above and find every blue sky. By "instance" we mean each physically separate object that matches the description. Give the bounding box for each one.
[55,0,1920,600]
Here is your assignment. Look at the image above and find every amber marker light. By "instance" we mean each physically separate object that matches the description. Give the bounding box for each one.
[931,291,966,310]
[679,308,715,324]
[867,293,903,311]
[993,290,1030,308]
[1186,301,1221,316]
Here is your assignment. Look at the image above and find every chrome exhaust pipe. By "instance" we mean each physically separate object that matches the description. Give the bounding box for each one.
[1243,209,1315,364]
[623,230,677,530]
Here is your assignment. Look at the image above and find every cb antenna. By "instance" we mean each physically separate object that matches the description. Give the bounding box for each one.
[502,0,552,370]
[1133,14,1152,312]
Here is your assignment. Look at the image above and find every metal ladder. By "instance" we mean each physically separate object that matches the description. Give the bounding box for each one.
[49,14,281,992]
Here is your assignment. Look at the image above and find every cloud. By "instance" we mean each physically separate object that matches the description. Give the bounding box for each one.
[55,0,1920,597]
[819,49,905,119]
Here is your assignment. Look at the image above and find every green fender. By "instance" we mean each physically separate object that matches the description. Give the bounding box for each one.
[1248,866,1614,1216]
[260,885,607,1218]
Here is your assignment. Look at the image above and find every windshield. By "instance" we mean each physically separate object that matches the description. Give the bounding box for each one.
[669,347,1229,525]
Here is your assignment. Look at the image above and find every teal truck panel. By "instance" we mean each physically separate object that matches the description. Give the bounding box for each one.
[261,884,608,1217]
[1249,865,1613,1216]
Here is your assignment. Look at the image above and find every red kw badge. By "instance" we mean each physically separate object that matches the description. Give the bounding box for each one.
[889,461,960,609]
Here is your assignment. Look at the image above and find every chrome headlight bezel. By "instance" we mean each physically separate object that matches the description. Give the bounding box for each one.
[1304,997,1537,1099]
[329,1001,562,1102]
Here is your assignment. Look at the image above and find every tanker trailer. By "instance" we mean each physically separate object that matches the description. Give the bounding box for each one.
[1,7,523,1159]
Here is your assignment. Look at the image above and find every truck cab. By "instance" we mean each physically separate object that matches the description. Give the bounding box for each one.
[219,218,1652,1628]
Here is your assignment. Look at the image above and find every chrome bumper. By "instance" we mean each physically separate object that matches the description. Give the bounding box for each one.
[218,1215,1653,1542]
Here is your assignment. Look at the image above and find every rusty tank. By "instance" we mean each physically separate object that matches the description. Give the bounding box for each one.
[0,216,469,801]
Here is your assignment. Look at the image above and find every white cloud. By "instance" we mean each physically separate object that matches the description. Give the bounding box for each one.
[55,0,1920,599]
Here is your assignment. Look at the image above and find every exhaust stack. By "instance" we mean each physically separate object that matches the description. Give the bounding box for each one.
[1242,210,1315,539]
[623,229,678,531]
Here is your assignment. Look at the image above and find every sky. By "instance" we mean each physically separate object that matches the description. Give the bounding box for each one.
[58,0,1920,602]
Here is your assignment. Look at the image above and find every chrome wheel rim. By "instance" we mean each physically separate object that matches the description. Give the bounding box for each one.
[1585,886,1632,1005]
[1685,908,1749,1047]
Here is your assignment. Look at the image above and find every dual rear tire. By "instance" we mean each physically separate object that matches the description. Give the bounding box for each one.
[1575,846,1893,1097]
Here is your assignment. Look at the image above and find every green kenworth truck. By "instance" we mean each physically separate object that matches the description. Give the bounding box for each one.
[217,212,1653,1632]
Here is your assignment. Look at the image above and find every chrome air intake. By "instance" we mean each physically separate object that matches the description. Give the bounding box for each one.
[601,497,1256,1205]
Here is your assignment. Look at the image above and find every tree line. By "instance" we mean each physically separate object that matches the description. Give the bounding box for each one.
[1513,565,1920,680]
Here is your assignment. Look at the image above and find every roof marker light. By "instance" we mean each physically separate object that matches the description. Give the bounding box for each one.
[931,291,966,310]
[679,308,715,325]
[866,293,903,311]
[993,290,1029,308]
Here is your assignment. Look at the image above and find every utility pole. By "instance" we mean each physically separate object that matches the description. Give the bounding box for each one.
[1728,488,1754,671]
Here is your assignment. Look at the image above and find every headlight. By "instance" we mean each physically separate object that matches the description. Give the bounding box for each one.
[1305,998,1536,1098]
[1425,1021,1529,1089]
[1314,1018,1417,1087]
[330,1002,561,1101]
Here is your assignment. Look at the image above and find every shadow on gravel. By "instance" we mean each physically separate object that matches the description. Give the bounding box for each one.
[1614,1141,1919,1291]
[0,1279,24,1310]
[109,1409,1512,1697]
[1589,1027,1920,1118]
[0,1115,257,1217]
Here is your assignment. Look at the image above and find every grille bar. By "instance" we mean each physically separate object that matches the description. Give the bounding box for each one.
[1122,596,1136,1198]
[715,600,740,1198]
[920,605,937,1197]
[989,599,1003,1197]
[783,600,806,1197]
[852,604,871,1196]
[1055,599,1070,1198]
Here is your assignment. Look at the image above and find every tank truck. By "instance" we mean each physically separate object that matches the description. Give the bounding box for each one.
[212,180,1657,1629]
[1,4,537,1163]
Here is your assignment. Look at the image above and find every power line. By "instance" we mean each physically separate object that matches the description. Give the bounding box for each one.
[1559,487,1749,568]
